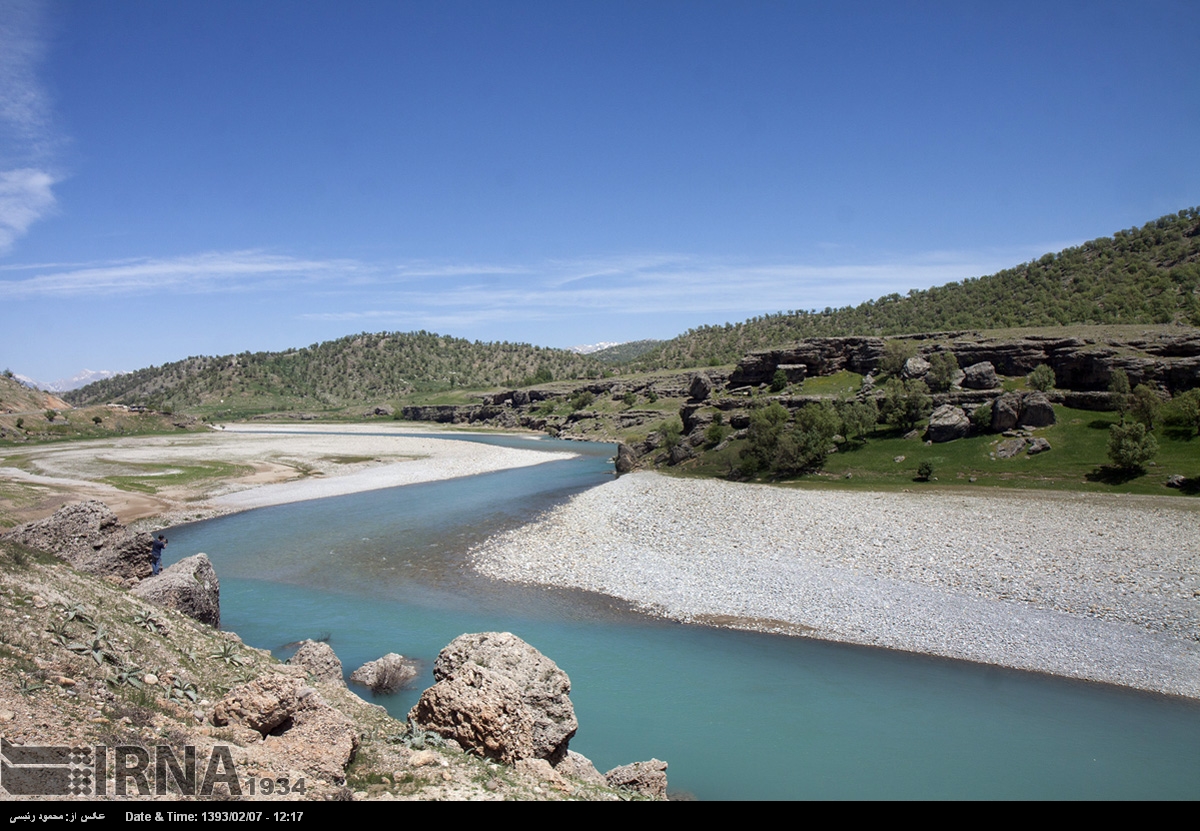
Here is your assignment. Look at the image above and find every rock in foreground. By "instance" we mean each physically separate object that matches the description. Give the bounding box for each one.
[410,632,577,764]
[131,552,220,628]
[349,652,420,693]
[3,500,153,581]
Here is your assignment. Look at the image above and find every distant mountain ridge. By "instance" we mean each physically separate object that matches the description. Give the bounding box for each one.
[63,207,1200,413]
[627,208,1200,370]
[64,331,606,412]
[19,369,127,393]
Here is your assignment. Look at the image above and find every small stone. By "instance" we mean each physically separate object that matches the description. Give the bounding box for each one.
[143,674,158,686]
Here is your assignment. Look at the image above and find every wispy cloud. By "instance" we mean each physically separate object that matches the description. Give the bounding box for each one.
[297,249,1029,329]
[0,0,60,254]
[1,250,363,297]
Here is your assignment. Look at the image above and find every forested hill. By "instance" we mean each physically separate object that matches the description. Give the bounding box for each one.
[628,208,1200,371]
[64,332,605,411]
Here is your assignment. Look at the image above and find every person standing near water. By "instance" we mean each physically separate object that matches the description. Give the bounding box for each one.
[150,535,167,575]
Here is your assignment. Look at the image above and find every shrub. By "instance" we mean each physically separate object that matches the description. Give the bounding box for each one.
[1129,384,1163,430]
[45,409,57,422]
[917,461,934,481]
[15,417,23,430]
[1162,389,1200,435]
[880,340,917,377]
[1106,421,1158,471]
[569,391,595,411]
[881,378,931,430]
[770,368,788,393]
[971,403,992,433]
[925,352,959,392]
[1027,364,1055,392]
[1109,369,1131,418]
[92,416,103,425]
[837,397,878,442]
[657,417,683,450]
[621,391,637,408]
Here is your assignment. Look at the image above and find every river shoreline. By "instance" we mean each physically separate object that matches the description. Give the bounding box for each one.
[471,471,1200,700]
[7,426,1198,700]
[0,422,578,528]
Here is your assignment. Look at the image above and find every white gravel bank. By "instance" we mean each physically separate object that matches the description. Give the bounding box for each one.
[473,471,1200,699]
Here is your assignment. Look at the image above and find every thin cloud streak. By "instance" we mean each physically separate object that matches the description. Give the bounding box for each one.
[2,250,363,296]
[0,0,61,253]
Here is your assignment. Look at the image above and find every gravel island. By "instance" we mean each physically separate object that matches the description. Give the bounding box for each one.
[473,471,1200,699]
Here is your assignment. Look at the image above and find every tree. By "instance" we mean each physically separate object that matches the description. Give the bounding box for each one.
[770,368,788,393]
[1027,364,1056,392]
[741,402,790,475]
[1163,388,1200,436]
[925,352,959,392]
[880,340,917,377]
[838,397,879,442]
[1109,370,1131,420]
[1107,421,1158,471]
[1129,384,1163,430]
[880,379,931,431]
[45,409,57,422]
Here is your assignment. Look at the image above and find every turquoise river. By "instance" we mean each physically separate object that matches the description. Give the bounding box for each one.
[163,432,1200,800]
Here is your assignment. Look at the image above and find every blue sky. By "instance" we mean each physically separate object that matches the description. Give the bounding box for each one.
[2,0,1197,383]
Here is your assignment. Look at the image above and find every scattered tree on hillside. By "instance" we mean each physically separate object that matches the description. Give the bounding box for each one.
[1130,384,1163,430]
[925,352,960,392]
[1106,421,1158,471]
[837,397,879,443]
[1163,389,1200,436]
[1109,370,1131,420]
[770,368,788,393]
[880,341,918,377]
[1027,364,1056,392]
[880,379,931,431]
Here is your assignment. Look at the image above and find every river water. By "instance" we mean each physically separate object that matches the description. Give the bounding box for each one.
[164,432,1200,800]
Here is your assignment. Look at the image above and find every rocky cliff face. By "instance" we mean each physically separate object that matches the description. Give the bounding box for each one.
[729,331,1200,394]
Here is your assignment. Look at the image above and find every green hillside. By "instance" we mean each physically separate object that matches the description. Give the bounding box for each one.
[64,331,605,415]
[626,208,1200,370]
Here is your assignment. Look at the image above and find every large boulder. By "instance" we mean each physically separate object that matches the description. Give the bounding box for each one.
[131,553,220,628]
[349,653,420,693]
[961,361,1001,390]
[3,500,153,581]
[1018,392,1056,427]
[211,674,359,780]
[925,404,971,443]
[902,355,931,380]
[990,393,1022,432]
[688,373,713,402]
[288,640,344,685]
[409,632,577,764]
[614,443,638,475]
[605,759,669,799]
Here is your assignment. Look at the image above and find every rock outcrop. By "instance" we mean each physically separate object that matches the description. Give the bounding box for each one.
[211,674,360,780]
[925,405,971,443]
[961,361,1001,390]
[349,652,420,693]
[604,759,669,799]
[2,500,153,581]
[409,632,578,765]
[131,552,221,628]
[288,639,345,685]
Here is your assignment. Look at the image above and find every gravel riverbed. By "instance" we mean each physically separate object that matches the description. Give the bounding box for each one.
[473,472,1200,699]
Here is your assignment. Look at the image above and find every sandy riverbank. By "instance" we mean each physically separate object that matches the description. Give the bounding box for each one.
[0,423,579,526]
[473,471,1200,699]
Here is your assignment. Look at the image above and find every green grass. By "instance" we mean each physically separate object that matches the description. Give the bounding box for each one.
[682,405,1200,497]
[796,370,864,396]
[98,460,252,494]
